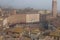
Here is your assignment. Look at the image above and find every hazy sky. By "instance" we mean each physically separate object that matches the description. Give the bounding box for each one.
[0,0,60,10]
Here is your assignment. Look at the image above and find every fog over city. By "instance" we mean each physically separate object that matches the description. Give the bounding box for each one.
[0,0,60,10]
[0,0,60,40]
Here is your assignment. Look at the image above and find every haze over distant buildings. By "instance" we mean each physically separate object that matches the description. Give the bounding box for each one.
[0,0,60,10]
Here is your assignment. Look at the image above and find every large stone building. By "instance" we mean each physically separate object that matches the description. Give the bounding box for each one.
[3,13,40,26]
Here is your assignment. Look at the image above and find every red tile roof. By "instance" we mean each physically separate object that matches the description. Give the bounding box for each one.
[50,18,60,27]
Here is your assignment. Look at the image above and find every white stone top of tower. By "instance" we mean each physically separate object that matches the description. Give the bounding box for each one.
[53,0,57,1]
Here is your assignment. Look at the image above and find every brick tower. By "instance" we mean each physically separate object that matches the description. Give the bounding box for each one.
[52,0,57,18]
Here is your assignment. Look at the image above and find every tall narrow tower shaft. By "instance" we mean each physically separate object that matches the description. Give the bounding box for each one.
[52,0,57,18]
